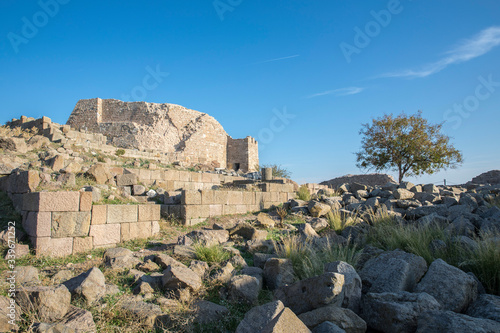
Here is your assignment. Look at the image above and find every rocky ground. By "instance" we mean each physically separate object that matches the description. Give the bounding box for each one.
[1,178,500,332]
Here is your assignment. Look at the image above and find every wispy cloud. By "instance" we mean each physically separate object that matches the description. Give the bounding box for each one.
[380,26,500,79]
[251,54,300,65]
[306,86,364,98]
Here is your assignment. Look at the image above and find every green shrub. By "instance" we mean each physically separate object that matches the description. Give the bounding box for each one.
[193,243,232,264]
[274,235,361,280]
[115,149,126,156]
[297,185,311,201]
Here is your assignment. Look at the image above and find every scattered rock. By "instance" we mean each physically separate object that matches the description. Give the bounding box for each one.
[298,305,366,332]
[192,300,230,325]
[263,258,295,290]
[415,258,477,313]
[274,272,345,315]
[162,265,202,292]
[63,267,106,305]
[228,274,261,305]
[104,247,141,270]
[466,294,500,323]
[416,310,500,332]
[324,261,361,313]
[16,284,71,322]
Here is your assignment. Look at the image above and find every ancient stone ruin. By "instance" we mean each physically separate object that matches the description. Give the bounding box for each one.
[67,98,259,172]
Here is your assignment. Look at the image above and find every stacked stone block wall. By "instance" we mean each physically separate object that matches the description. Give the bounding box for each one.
[164,183,296,226]
[20,191,160,257]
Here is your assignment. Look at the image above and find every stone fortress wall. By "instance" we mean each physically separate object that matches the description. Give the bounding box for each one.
[66,98,259,172]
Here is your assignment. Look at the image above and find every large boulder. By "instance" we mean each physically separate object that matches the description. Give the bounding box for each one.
[228,275,261,305]
[191,300,230,325]
[362,291,441,333]
[263,258,295,290]
[117,297,163,329]
[16,285,71,322]
[324,261,361,313]
[162,265,202,292]
[359,250,427,294]
[274,272,345,315]
[63,267,106,305]
[86,163,113,185]
[235,300,309,333]
[15,266,40,285]
[466,294,500,323]
[298,305,366,333]
[415,259,477,313]
[416,310,500,332]
[104,247,141,270]
[308,201,332,217]
[394,189,414,200]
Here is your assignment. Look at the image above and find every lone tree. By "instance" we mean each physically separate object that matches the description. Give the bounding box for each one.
[355,111,463,183]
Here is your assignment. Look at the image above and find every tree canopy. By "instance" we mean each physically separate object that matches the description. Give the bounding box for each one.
[355,111,463,183]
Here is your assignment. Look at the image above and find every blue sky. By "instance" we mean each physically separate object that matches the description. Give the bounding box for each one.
[1,0,499,185]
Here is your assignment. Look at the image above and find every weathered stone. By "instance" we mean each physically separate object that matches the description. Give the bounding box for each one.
[298,305,366,333]
[155,253,185,269]
[162,265,202,292]
[210,262,235,283]
[103,247,140,270]
[17,284,71,322]
[106,204,138,223]
[89,224,121,247]
[308,201,332,217]
[189,260,209,278]
[299,223,320,239]
[116,173,137,186]
[362,291,441,333]
[51,211,91,238]
[261,307,310,333]
[274,272,345,315]
[466,294,500,323]
[137,259,160,273]
[256,212,276,228]
[415,258,477,313]
[394,188,414,200]
[254,253,279,268]
[117,297,163,329]
[324,261,361,313]
[63,267,106,305]
[416,310,500,332]
[50,155,65,171]
[15,265,40,285]
[58,305,97,333]
[173,245,197,258]
[311,321,346,333]
[235,300,285,333]
[52,270,74,284]
[247,239,275,253]
[31,236,73,257]
[191,300,230,325]
[62,162,82,174]
[23,191,80,212]
[263,258,295,290]
[228,274,261,305]
[309,218,329,232]
[360,250,427,294]
[241,266,264,287]
[86,163,113,185]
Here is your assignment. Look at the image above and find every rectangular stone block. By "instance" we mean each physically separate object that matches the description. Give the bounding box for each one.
[138,169,151,180]
[183,182,196,190]
[150,170,162,180]
[151,221,160,235]
[181,190,202,205]
[209,204,223,217]
[22,212,51,237]
[262,192,271,204]
[280,192,288,203]
[162,170,179,181]
[123,168,140,176]
[235,204,247,214]
[107,205,138,223]
[193,182,204,191]
[210,174,220,183]
[79,191,92,211]
[223,205,237,215]
[121,222,152,242]
[186,218,206,226]
[91,205,107,225]
[242,191,255,205]
[73,237,93,254]
[182,205,209,220]
[271,192,280,202]
[201,173,212,183]
[8,170,40,194]
[110,167,124,176]
[173,181,185,190]
[201,190,214,205]
[32,236,73,257]
[116,174,138,186]
[228,191,243,205]
[178,171,191,182]
[213,191,229,205]
[287,192,297,201]
[51,211,91,238]
[138,204,161,222]
[191,173,202,182]
[23,191,80,212]
[255,192,264,206]
[89,224,121,246]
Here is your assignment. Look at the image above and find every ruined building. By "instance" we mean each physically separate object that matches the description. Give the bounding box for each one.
[66,98,259,172]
